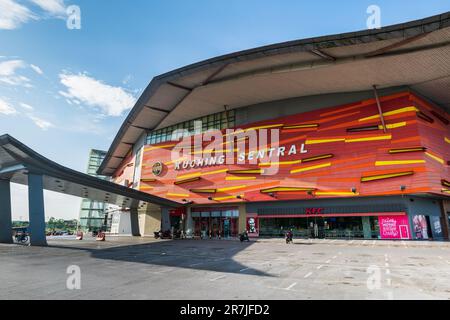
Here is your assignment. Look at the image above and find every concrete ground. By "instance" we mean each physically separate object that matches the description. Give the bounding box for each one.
[0,237,449,300]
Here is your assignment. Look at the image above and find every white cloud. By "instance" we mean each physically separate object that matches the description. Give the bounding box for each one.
[27,114,53,130]
[30,64,43,75]
[59,73,137,117]
[0,98,17,115]
[0,0,68,30]
[0,59,32,86]
[0,0,36,30]
[0,59,25,76]
[30,0,66,16]
[20,102,34,110]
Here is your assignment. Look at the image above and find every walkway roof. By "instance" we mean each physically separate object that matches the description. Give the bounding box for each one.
[99,12,450,176]
[0,135,180,209]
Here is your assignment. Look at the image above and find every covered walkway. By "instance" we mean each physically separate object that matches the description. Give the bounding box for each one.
[0,134,181,246]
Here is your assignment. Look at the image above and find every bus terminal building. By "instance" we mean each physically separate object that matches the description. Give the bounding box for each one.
[95,13,450,241]
[2,13,448,246]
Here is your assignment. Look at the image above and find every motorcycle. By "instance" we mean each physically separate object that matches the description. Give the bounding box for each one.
[154,230,162,239]
[15,232,29,244]
[154,230,171,239]
[239,231,250,242]
[285,232,293,244]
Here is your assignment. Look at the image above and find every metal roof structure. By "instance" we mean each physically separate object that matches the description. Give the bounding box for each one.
[99,12,450,176]
[0,134,180,209]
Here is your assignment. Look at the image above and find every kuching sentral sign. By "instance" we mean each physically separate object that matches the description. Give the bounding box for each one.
[174,143,308,170]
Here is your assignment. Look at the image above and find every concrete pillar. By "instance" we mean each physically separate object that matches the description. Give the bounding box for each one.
[0,180,13,243]
[28,173,47,246]
[362,216,372,239]
[185,206,194,238]
[138,204,162,237]
[130,208,141,236]
[441,200,450,241]
[238,204,247,234]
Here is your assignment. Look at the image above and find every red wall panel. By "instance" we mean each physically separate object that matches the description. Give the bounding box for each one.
[124,91,450,204]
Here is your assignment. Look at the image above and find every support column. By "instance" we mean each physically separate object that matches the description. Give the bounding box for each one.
[138,204,162,237]
[238,204,247,234]
[0,180,13,243]
[362,216,372,239]
[185,206,194,238]
[130,208,141,236]
[28,173,47,246]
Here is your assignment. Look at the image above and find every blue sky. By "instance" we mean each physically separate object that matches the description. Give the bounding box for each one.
[1,0,449,220]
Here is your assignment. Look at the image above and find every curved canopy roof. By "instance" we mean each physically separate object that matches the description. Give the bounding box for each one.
[99,12,450,176]
[0,135,180,209]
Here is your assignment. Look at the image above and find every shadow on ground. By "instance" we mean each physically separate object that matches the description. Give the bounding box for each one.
[47,239,273,277]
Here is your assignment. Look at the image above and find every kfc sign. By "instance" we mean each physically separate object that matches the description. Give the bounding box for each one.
[305,208,324,214]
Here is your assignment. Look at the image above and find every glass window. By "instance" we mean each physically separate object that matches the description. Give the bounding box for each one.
[146,110,236,145]
[211,211,221,217]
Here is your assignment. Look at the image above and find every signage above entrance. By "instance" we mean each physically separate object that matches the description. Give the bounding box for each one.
[174,143,308,171]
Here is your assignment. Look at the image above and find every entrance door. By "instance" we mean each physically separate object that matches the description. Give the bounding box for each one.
[399,225,410,239]
[223,218,230,238]
[425,216,433,239]
[200,217,209,239]
[309,216,324,239]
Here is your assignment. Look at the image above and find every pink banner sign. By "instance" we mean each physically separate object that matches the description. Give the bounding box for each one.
[378,215,411,239]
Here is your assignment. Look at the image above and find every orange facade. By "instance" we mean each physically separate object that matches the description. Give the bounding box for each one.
[115,91,449,205]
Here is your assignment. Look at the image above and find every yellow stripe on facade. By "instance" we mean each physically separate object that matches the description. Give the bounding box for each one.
[222,124,283,138]
[139,186,154,191]
[175,172,202,180]
[389,147,426,154]
[301,154,334,162]
[245,124,284,131]
[305,138,345,145]
[361,171,414,182]
[144,144,177,152]
[226,176,257,181]
[166,193,190,198]
[442,189,450,194]
[358,106,418,122]
[445,137,450,144]
[379,122,407,130]
[212,195,243,201]
[228,169,265,174]
[425,152,445,165]
[290,162,332,174]
[217,185,247,192]
[315,191,360,196]
[176,168,229,180]
[190,189,217,193]
[345,134,392,143]
[375,160,425,166]
[202,168,229,176]
[190,148,239,155]
[258,160,302,166]
[261,187,315,193]
[282,124,319,129]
